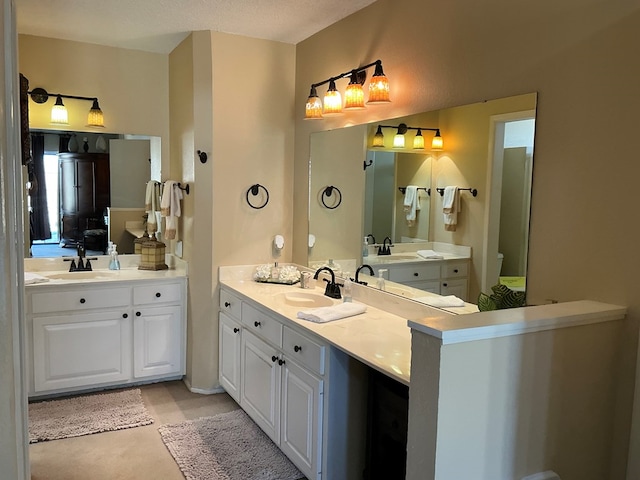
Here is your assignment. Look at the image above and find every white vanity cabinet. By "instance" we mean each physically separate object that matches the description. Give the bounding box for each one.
[218,288,243,402]
[26,278,186,397]
[219,289,324,480]
[372,258,470,300]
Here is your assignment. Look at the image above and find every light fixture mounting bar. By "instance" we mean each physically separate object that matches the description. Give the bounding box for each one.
[378,123,439,133]
[28,87,98,104]
[310,59,383,89]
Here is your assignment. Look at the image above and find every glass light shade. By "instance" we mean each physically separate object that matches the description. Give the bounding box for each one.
[432,131,444,150]
[50,95,68,125]
[413,130,425,149]
[367,74,390,104]
[372,126,385,147]
[323,81,343,115]
[87,99,105,127]
[393,133,405,148]
[344,83,365,109]
[305,87,323,120]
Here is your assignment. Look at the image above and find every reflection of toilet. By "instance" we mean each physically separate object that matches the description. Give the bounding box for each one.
[497,253,504,276]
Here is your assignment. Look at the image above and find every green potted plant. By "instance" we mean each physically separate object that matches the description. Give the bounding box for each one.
[477,283,526,311]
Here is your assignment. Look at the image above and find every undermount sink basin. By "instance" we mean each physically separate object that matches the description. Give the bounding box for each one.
[276,291,335,308]
[44,271,120,280]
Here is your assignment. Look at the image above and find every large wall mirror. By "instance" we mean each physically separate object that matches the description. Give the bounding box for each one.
[308,93,537,304]
[27,129,161,258]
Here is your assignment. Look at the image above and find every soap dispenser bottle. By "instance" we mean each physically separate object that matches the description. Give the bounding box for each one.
[376,269,387,291]
[362,237,369,258]
[343,273,353,303]
[109,244,121,270]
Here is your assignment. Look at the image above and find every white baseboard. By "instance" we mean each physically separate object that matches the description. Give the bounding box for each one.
[182,377,226,395]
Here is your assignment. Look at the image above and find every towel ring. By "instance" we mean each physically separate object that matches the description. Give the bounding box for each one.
[321,186,342,209]
[246,184,269,209]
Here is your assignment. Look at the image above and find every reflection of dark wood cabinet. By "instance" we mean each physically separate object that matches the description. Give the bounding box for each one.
[59,153,110,247]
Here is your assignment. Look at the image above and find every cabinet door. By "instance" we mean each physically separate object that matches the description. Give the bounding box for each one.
[281,358,324,480]
[241,330,281,443]
[133,305,183,378]
[33,310,132,393]
[219,312,242,402]
[440,278,468,300]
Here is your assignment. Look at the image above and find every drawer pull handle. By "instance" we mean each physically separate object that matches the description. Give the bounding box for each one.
[155,292,161,298]
[79,298,86,304]
[454,269,459,273]
[254,321,261,327]
[136,311,141,317]
[122,313,128,318]
[413,272,419,277]
[224,301,231,307]
[278,359,285,366]
[294,345,302,353]
[271,355,278,363]
[233,327,240,333]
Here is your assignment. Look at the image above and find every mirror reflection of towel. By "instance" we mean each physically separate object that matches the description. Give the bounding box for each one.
[442,186,460,231]
[144,181,160,233]
[403,186,421,226]
[161,181,183,240]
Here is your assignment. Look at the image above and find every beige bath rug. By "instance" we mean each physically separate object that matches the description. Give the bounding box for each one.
[158,409,305,480]
[29,388,154,443]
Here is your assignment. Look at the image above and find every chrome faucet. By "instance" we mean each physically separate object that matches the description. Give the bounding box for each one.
[354,264,374,285]
[378,236,393,256]
[313,267,342,299]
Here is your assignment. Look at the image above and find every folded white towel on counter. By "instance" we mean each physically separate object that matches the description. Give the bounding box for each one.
[403,186,421,227]
[24,272,50,285]
[416,249,444,259]
[297,302,367,323]
[414,295,465,308]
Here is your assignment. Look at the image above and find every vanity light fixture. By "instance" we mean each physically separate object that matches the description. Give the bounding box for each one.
[28,87,105,127]
[373,123,443,150]
[304,59,390,120]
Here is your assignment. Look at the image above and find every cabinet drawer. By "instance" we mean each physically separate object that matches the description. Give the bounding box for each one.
[440,278,468,301]
[282,326,325,376]
[220,289,243,320]
[387,263,440,283]
[31,287,130,314]
[406,280,440,294]
[242,303,283,348]
[441,261,468,279]
[133,282,182,306]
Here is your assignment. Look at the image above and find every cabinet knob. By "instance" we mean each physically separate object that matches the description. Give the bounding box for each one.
[294,345,302,353]
[413,272,419,277]
[233,327,239,333]
[155,292,161,298]
[271,355,278,363]
[224,301,231,307]
[122,313,128,318]
[278,359,285,366]
[443,283,448,287]
[136,311,141,317]
[254,321,261,327]
[79,298,86,304]
[454,269,459,273]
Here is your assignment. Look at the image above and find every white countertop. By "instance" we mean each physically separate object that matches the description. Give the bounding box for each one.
[24,254,188,286]
[220,277,420,386]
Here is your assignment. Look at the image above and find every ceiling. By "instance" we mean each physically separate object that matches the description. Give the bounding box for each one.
[15,0,377,54]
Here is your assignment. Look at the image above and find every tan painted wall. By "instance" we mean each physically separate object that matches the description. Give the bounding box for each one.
[408,320,622,479]
[18,35,170,176]
[169,32,295,392]
[294,1,639,475]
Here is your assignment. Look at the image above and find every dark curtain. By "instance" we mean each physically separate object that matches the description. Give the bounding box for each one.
[29,134,51,241]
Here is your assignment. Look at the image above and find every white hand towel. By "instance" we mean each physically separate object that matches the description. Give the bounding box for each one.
[24,272,50,285]
[403,186,421,227]
[144,181,160,232]
[161,181,183,240]
[442,186,460,232]
[297,302,367,323]
[414,295,465,308]
[416,249,444,260]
